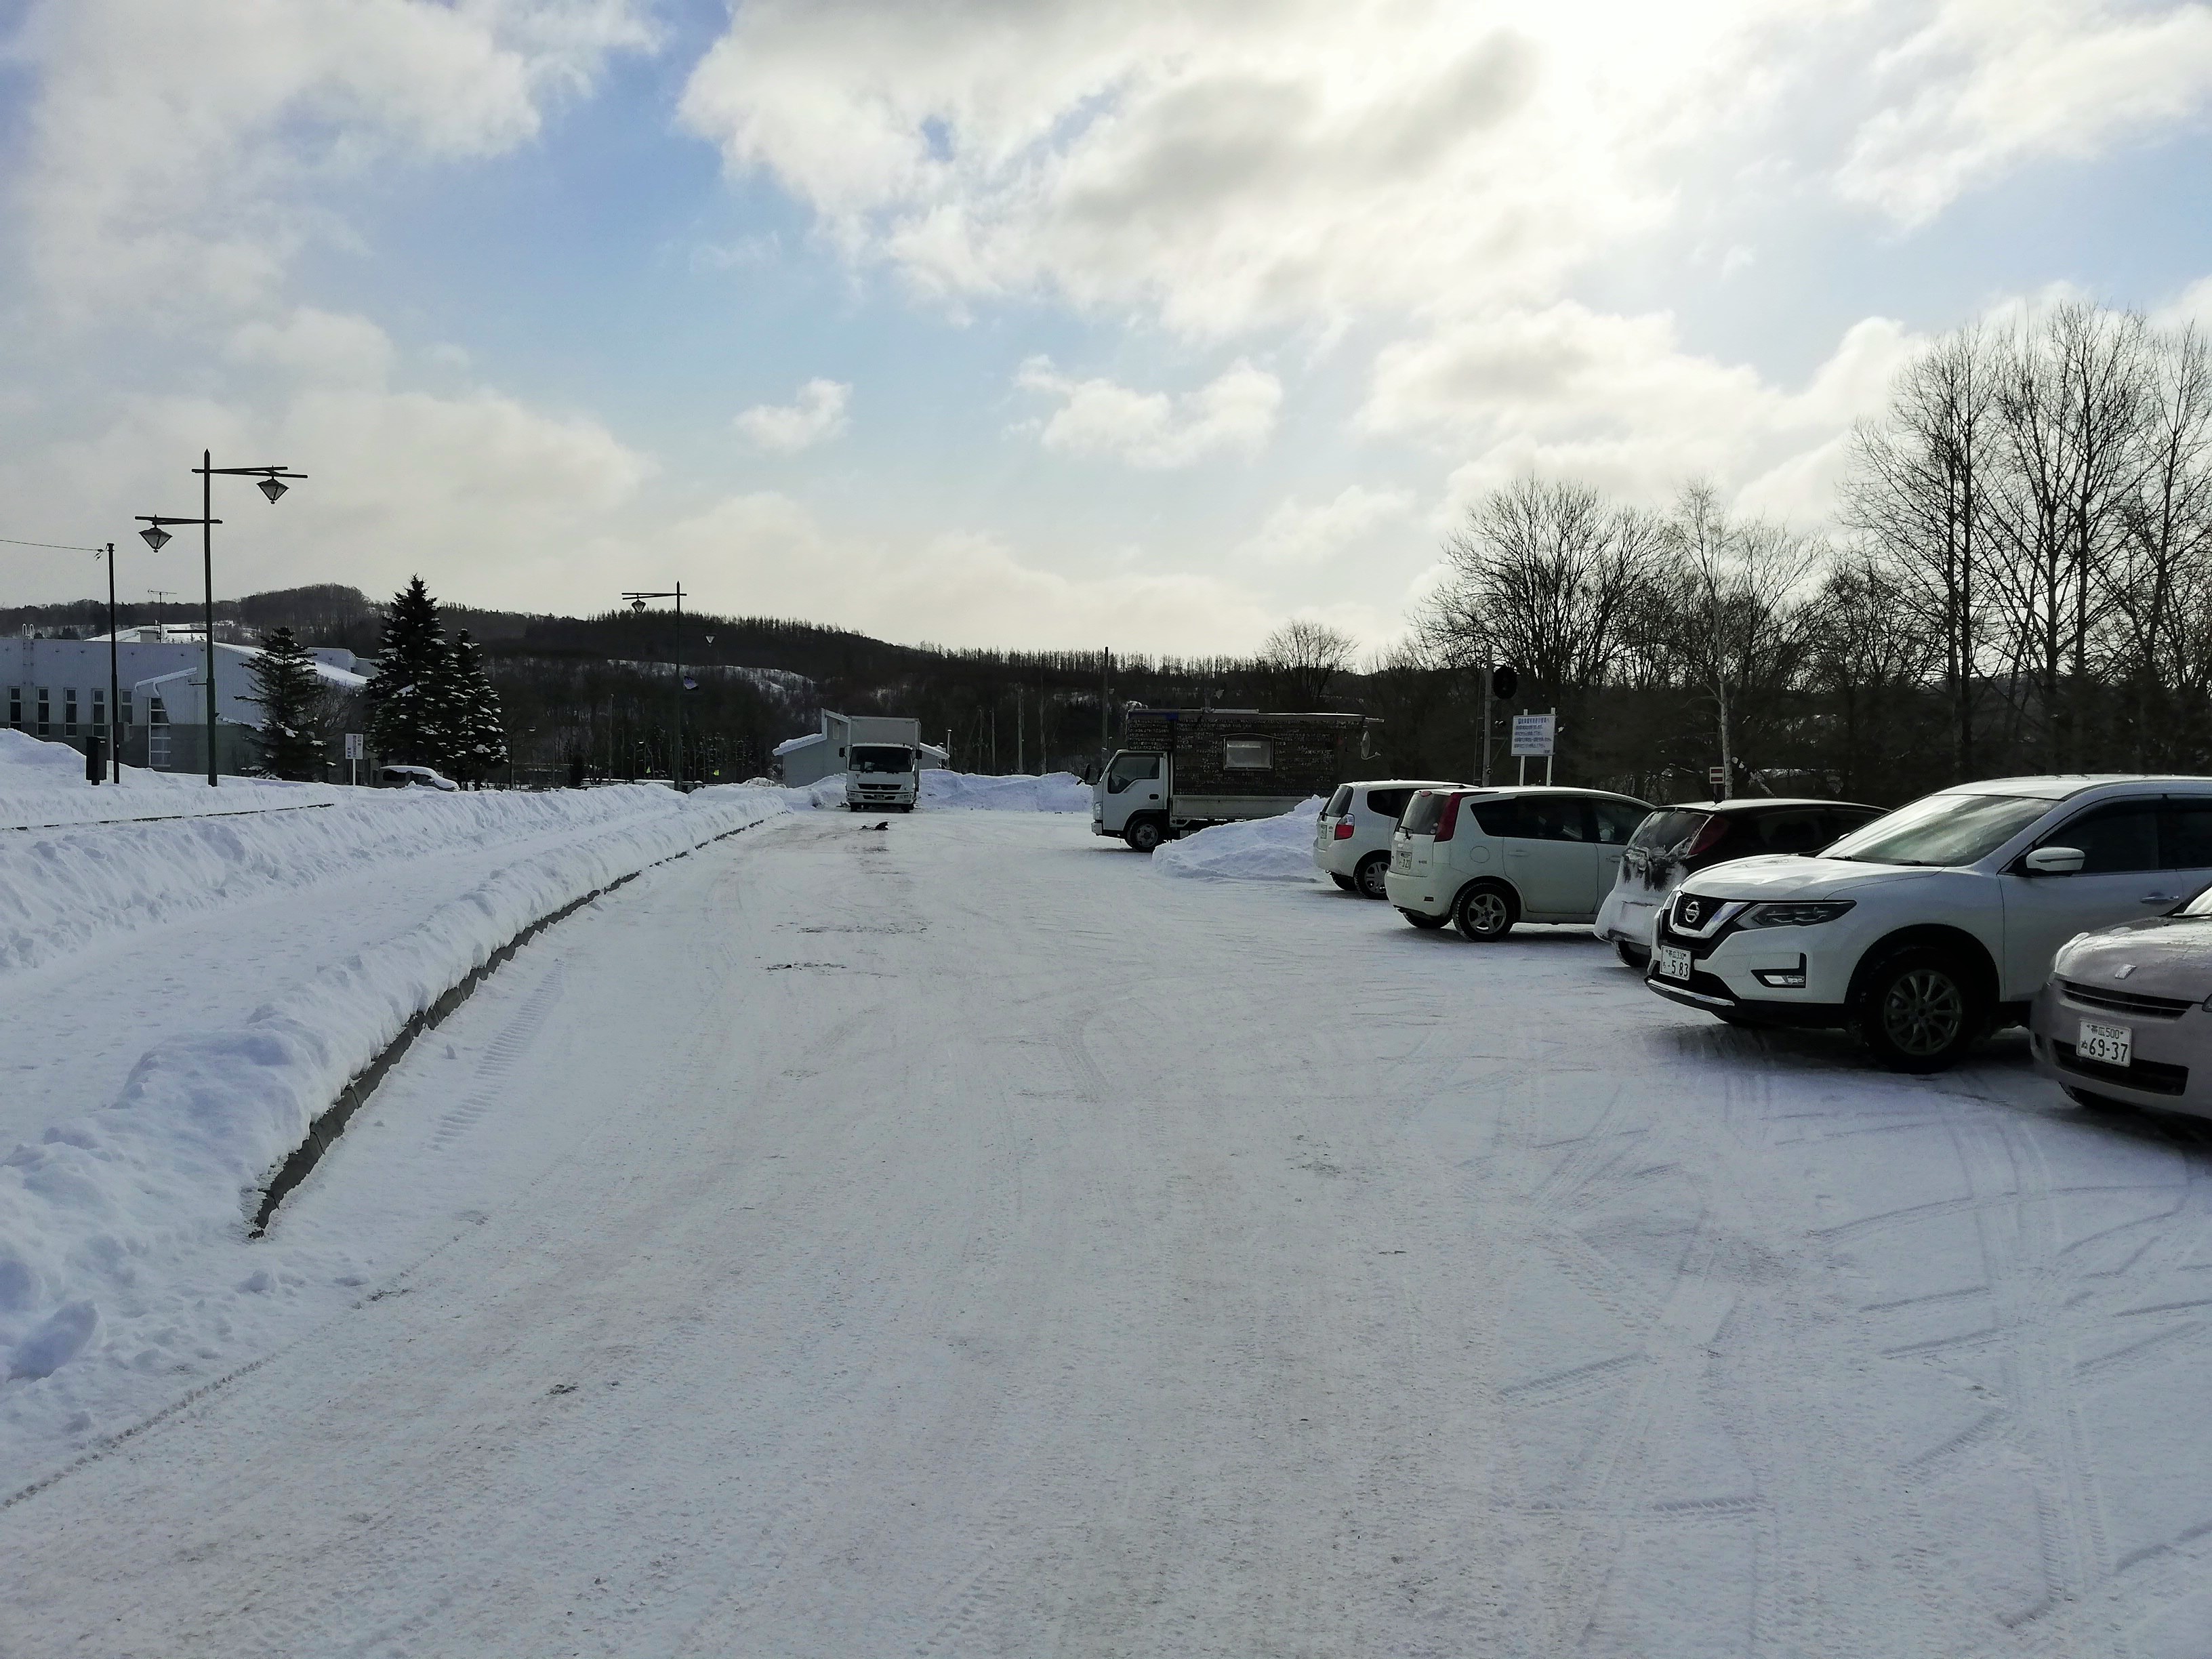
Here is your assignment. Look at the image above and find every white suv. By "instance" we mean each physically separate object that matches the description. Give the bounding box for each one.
[1313,779,1458,899]
[1385,786,1652,939]
[1644,776,2212,1071]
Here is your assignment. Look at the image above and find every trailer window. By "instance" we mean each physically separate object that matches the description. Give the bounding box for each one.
[851,745,914,773]
[1224,739,1272,770]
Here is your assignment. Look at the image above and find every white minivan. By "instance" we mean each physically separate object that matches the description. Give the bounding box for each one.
[1644,776,2212,1071]
[1384,786,1652,939]
[1313,779,1459,899]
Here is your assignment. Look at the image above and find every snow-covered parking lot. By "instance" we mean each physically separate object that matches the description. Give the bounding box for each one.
[7,806,2212,1655]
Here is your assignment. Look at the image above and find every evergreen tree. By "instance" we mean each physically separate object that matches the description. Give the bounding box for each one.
[365,577,448,766]
[445,630,510,784]
[246,627,330,779]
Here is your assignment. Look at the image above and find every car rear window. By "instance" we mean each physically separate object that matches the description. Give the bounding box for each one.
[1748,807,1834,854]
[1325,785,1354,817]
[1400,792,1448,835]
[1364,786,1415,819]
[1630,808,1709,853]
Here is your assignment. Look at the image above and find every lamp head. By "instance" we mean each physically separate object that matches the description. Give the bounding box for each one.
[139,525,171,552]
[257,475,288,504]
[631,598,646,613]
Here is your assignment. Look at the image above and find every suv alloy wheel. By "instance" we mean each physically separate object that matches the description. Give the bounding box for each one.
[1454,882,1516,942]
[1855,946,1985,1073]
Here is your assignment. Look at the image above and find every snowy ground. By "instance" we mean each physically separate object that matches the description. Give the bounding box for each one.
[7,811,2212,1655]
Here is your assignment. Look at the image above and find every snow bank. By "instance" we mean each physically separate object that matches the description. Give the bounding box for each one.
[0,784,789,1394]
[0,779,714,979]
[0,729,335,830]
[1151,798,1326,882]
[920,770,1090,812]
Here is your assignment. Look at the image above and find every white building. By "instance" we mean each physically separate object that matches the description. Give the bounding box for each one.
[0,633,365,775]
[773,711,949,786]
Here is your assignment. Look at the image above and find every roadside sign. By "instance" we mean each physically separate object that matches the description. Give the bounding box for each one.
[1708,765,1727,796]
[344,733,364,760]
[1510,714,1555,758]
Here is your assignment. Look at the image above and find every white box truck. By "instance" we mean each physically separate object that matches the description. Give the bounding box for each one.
[1092,708,1379,852]
[845,715,922,811]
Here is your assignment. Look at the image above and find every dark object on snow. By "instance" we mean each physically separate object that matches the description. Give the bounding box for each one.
[84,732,104,783]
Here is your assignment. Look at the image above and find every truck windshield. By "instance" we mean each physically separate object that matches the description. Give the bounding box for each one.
[1824,792,2051,867]
[1106,752,1161,793]
[851,745,914,774]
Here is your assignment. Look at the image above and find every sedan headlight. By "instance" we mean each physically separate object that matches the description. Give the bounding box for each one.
[1740,900,1855,928]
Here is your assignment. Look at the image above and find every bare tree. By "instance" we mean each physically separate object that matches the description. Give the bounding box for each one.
[1659,483,1821,797]
[1260,619,1358,708]
[1844,326,1997,776]
[2110,325,2212,764]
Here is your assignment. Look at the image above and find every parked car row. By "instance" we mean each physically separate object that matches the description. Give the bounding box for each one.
[1315,773,2212,1113]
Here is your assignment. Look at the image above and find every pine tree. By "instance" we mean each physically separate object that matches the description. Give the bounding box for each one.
[365,577,448,766]
[246,627,330,780]
[444,630,510,784]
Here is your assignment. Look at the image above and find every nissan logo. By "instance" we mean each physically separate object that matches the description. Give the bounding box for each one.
[1681,897,1704,926]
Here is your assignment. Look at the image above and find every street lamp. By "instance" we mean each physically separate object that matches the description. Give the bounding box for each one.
[138,453,306,785]
[622,584,686,790]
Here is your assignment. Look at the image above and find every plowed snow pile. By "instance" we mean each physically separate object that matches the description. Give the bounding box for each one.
[0,778,790,1408]
[920,770,1089,811]
[0,728,336,829]
[1152,798,1325,881]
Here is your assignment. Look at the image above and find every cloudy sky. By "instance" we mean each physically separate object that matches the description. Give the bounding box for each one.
[3,0,2210,655]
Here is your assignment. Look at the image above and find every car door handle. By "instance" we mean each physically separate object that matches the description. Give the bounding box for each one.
[2141,893,2180,905]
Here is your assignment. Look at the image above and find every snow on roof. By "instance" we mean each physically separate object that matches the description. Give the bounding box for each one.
[771,732,828,757]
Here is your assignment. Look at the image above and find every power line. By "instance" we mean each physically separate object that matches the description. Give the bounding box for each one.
[0,535,106,553]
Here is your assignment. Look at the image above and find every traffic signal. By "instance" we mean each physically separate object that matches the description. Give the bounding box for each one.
[1491,663,1519,700]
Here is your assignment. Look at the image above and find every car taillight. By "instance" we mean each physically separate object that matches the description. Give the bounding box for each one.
[1435,793,1463,842]
[1332,819,1355,840]
[1682,815,1729,859]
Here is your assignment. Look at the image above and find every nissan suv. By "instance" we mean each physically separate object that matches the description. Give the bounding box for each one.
[1643,776,2212,1071]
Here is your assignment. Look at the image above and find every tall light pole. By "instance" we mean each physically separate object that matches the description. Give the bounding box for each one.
[623,585,685,790]
[138,454,305,785]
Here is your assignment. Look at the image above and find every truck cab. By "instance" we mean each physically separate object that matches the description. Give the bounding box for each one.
[1094,750,1169,849]
[848,742,919,811]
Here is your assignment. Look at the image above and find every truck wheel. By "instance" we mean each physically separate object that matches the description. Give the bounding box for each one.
[1354,853,1391,900]
[1398,907,1449,930]
[1454,882,1517,942]
[1853,946,1986,1073]
[1124,817,1165,854]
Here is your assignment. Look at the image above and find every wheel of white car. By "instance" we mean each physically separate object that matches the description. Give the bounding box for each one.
[1454,881,1517,942]
[1854,945,1986,1073]
[1354,853,1391,900]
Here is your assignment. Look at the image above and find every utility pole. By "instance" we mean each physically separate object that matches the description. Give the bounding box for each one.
[102,543,118,783]
[1099,647,1111,761]
[1479,661,1492,787]
[1015,685,1024,774]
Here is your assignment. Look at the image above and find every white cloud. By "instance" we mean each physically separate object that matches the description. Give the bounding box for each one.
[2155,274,2212,331]
[665,492,1285,654]
[228,308,395,386]
[1839,0,2212,226]
[1362,302,1922,519]
[735,379,851,452]
[1233,486,1417,567]
[679,0,1809,336]
[8,0,653,315]
[1015,358,1280,467]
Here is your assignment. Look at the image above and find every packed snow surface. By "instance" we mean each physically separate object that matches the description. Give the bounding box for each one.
[0,778,790,1408]
[8,812,2212,1656]
[0,728,340,829]
[1152,795,1326,880]
[918,768,1089,811]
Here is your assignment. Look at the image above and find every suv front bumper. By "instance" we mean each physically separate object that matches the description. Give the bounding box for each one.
[1643,905,1852,1028]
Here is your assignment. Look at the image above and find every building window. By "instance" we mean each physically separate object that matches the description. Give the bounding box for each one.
[148,695,170,769]
[119,690,133,728]
[1224,739,1273,770]
[36,689,50,736]
[5,687,18,728]
[91,689,106,731]
[64,689,78,737]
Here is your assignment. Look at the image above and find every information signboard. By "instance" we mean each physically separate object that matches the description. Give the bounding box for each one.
[1509,714,1556,758]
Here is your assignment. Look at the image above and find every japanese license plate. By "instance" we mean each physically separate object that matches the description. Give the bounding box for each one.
[1391,849,1409,871]
[2078,1019,2132,1067]
[1655,945,1693,982]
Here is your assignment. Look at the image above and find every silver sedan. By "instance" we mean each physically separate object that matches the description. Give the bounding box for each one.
[2030,890,2212,1118]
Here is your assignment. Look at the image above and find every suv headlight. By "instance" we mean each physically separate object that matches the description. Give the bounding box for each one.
[1740,900,1855,929]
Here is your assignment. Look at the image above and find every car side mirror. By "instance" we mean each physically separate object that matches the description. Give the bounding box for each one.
[2024,846,2085,875]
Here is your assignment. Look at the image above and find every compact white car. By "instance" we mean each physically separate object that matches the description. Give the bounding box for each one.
[1313,779,1459,899]
[1644,776,2212,1071]
[1384,786,1652,939]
